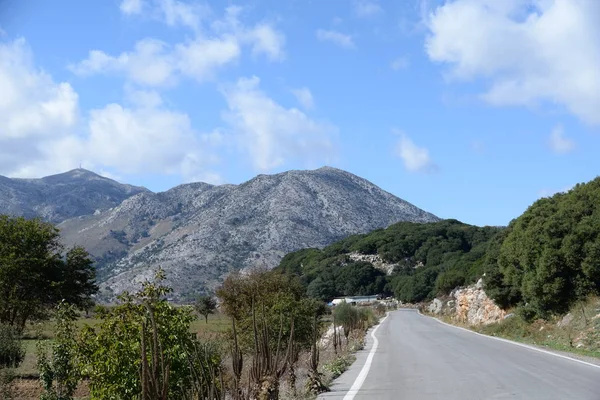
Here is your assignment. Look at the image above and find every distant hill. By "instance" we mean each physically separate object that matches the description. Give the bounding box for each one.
[0,167,439,301]
[0,169,148,223]
[275,219,502,302]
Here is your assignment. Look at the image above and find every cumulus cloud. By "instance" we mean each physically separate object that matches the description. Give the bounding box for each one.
[548,125,575,154]
[394,131,437,173]
[0,39,78,140]
[70,7,284,85]
[157,0,207,31]
[221,76,336,171]
[0,38,80,177]
[69,39,177,86]
[0,38,220,182]
[316,29,355,49]
[425,0,600,125]
[354,1,383,17]
[291,87,314,110]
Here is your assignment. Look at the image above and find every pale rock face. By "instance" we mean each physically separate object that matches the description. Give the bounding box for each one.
[453,284,506,325]
[428,298,443,314]
[427,280,506,326]
[347,252,397,275]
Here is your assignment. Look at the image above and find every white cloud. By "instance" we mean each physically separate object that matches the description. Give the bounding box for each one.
[245,23,286,61]
[120,0,143,15]
[0,38,219,182]
[548,125,575,154]
[69,39,177,87]
[391,56,409,71]
[157,0,206,31]
[84,101,211,176]
[221,76,336,171]
[118,0,207,31]
[316,29,355,49]
[425,0,600,125]
[0,38,78,146]
[394,131,437,173]
[291,87,314,110]
[212,6,285,62]
[354,1,383,18]
[174,36,241,82]
[71,7,284,86]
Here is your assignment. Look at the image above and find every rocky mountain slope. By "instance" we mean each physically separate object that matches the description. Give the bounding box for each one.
[0,169,147,223]
[0,167,439,301]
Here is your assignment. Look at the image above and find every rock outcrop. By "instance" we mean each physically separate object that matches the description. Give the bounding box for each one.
[347,252,397,275]
[428,279,506,326]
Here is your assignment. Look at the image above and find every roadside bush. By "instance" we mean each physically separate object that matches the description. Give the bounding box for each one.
[0,324,24,369]
[323,354,355,379]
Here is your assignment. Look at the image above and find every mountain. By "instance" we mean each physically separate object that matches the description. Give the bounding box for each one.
[0,169,148,223]
[0,167,439,301]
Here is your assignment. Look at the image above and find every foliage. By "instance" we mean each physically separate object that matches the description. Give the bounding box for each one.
[78,269,222,400]
[276,219,502,303]
[0,323,24,400]
[195,295,217,323]
[0,324,24,369]
[37,301,80,400]
[333,303,376,343]
[217,268,326,399]
[0,215,97,330]
[323,354,355,380]
[485,178,600,318]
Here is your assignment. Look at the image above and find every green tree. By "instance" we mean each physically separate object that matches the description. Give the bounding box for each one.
[217,269,322,399]
[37,301,80,400]
[0,216,97,330]
[489,178,600,318]
[194,295,217,323]
[78,270,222,400]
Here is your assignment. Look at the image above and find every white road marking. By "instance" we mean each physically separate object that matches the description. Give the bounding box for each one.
[342,313,389,400]
[419,310,600,370]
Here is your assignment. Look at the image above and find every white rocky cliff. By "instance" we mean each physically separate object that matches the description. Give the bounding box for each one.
[428,279,506,325]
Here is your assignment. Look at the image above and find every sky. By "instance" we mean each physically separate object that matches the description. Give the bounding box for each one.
[0,0,599,227]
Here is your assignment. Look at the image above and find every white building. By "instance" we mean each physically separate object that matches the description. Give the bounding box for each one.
[331,295,379,306]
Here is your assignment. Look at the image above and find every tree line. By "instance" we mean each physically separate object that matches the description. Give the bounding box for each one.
[277,176,600,321]
[276,219,502,304]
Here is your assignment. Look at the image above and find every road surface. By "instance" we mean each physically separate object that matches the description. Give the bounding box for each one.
[320,309,600,400]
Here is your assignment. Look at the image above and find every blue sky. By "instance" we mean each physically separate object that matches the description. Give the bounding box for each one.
[0,0,599,227]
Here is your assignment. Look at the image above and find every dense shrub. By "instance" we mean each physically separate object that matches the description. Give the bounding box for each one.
[0,324,24,369]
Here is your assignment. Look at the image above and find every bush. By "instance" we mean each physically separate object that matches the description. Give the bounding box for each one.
[323,354,355,379]
[0,324,24,369]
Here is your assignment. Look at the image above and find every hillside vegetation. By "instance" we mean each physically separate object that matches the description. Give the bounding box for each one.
[484,177,600,319]
[279,176,600,322]
[276,219,502,303]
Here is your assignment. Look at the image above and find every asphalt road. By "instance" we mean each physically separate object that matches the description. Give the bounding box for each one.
[320,309,600,400]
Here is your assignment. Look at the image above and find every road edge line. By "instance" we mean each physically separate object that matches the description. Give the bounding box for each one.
[417,310,600,370]
[342,313,389,400]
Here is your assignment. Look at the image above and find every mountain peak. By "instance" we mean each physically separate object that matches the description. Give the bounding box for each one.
[42,168,107,183]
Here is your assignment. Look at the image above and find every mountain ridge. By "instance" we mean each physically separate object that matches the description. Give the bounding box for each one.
[0,166,440,301]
